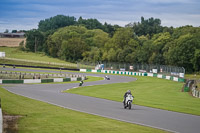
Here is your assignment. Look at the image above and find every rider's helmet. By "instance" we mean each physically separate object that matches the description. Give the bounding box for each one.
[127,90,131,93]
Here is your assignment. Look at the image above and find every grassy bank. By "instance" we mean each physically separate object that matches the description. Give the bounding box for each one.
[0,47,77,69]
[67,76,200,115]
[0,87,166,133]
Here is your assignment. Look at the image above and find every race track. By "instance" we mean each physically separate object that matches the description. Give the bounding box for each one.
[2,68,200,133]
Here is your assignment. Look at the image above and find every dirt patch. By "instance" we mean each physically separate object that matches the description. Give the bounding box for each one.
[3,113,21,133]
[0,38,26,47]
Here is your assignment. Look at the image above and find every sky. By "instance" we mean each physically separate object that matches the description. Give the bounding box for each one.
[0,0,200,32]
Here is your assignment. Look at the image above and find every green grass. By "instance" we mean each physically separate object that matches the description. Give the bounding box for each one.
[0,47,70,63]
[0,47,94,69]
[0,47,77,68]
[0,87,167,133]
[185,74,200,80]
[67,76,200,115]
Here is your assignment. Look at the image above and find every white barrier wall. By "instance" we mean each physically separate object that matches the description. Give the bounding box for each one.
[157,74,163,78]
[53,78,63,82]
[166,76,171,80]
[173,77,178,82]
[24,79,41,84]
[71,78,77,81]
[147,73,153,77]
[0,80,2,84]
[92,70,97,73]
[80,69,86,72]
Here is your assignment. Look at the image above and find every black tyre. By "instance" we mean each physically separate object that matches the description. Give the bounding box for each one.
[128,102,131,109]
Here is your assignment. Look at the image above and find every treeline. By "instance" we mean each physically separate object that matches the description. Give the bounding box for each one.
[25,15,200,73]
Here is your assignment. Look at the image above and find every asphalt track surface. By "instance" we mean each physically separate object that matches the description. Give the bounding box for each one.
[2,68,200,133]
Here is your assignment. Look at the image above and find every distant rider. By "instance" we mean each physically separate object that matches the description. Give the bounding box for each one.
[79,80,84,86]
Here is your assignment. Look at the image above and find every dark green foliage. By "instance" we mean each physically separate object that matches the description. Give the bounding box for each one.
[77,17,103,30]
[127,17,164,37]
[38,15,76,32]
[164,26,200,72]
[18,40,26,51]
[12,30,17,33]
[25,29,44,52]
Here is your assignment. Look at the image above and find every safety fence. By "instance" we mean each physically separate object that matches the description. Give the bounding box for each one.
[80,69,185,83]
[78,62,185,77]
[0,77,86,84]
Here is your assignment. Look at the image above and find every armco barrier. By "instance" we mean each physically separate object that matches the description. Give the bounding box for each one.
[0,77,85,84]
[80,69,185,83]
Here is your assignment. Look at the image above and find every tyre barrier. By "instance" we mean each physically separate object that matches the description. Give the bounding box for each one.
[0,77,85,84]
[192,88,200,98]
[80,69,185,83]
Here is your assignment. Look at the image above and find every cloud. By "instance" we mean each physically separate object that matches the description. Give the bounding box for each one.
[0,0,199,32]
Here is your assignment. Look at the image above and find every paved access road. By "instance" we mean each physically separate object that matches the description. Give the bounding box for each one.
[2,68,200,133]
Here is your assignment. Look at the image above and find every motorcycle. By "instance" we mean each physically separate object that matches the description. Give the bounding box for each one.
[124,94,134,109]
[105,76,110,80]
[79,80,83,86]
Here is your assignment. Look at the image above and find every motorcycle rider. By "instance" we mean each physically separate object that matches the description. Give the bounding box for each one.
[123,90,133,105]
[79,80,84,86]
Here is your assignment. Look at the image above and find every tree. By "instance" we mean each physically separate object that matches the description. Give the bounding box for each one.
[102,27,140,63]
[148,32,172,64]
[77,17,103,30]
[4,29,9,33]
[47,26,90,61]
[164,33,198,72]
[12,30,17,33]
[127,17,163,37]
[25,29,44,52]
[38,15,76,32]
[192,49,200,71]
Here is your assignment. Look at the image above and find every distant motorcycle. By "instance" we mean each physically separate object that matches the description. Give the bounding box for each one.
[105,76,110,80]
[79,80,84,86]
[124,94,134,109]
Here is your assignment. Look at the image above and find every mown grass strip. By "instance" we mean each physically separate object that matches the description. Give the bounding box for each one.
[67,76,200,115]
[0,87,166,133]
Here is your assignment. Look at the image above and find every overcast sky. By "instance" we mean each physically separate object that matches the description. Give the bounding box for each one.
[0,0,199,32]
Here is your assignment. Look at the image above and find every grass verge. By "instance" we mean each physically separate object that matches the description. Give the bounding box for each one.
[0,87,167,133]
[67,76,200,115]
